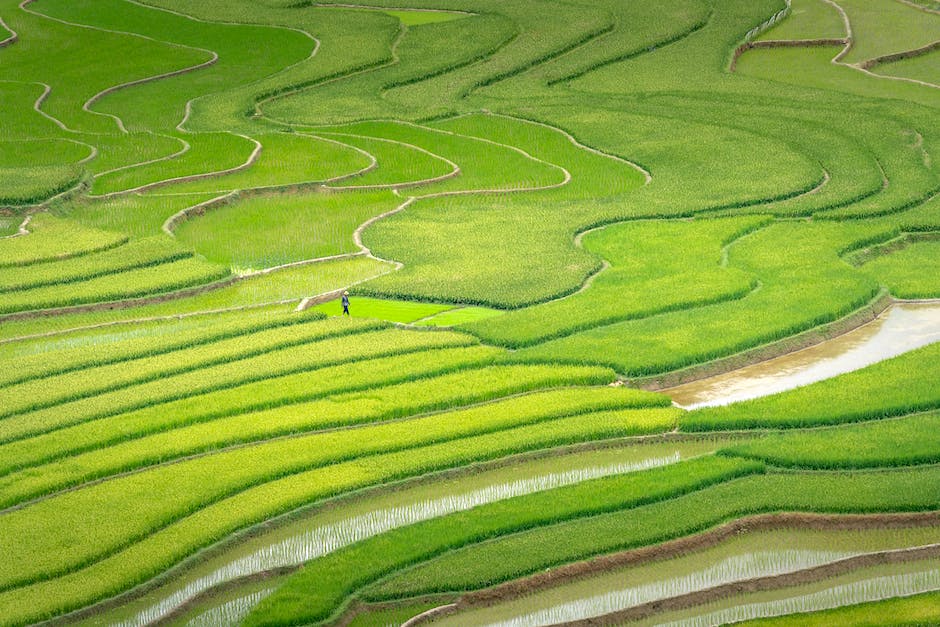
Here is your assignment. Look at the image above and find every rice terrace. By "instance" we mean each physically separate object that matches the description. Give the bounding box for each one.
[2,0,940,624]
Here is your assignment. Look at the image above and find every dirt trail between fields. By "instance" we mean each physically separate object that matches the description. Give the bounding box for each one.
[403,511,940,626]
[0,16,17,47]
[0,215,31,240]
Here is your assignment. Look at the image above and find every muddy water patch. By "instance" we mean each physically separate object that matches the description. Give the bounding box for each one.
[667,302,940,409]
[83,442,717,626]
[429,526,940,627]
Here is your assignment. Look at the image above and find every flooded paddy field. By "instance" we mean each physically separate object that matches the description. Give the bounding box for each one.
[77,441,725,626]
[425,525,940,627]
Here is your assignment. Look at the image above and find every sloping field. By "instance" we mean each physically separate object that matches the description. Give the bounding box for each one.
[1,0,939,625]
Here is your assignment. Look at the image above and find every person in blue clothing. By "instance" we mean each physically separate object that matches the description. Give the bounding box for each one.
[341,290,350,316]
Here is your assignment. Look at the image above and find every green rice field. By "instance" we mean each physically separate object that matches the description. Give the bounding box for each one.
[1,0,939,624]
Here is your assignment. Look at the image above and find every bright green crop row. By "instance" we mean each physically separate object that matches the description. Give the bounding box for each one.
[0,255,389,343]
[362,467,940,608]
[245,455,760,626]
[159,132,372,195]
[59,190,221,238]
[721,411,940,469]
[0,344,502,476]
[0,254,229,315]
[174,189,401,269]
[0,327,477,441]
[860,239,940,299]
[0,403,675,623]
[0,214,127,268]
[312,120,567,196]
[313,132,454,187]
[684,341,940,431]
[89,133,258,196]
[0,0,210,135]
[466,216,765,347]
[739,589,940,627]
[0,236,190,292]
[0,314,381,416]
[0,164,82,206]
[514,220,889,375]
[0,385,665,514]
[0,307,337,388]
[271,13,513,125]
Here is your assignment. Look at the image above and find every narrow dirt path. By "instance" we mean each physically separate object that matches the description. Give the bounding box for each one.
[0,216,32,241]
[0,15,17,47]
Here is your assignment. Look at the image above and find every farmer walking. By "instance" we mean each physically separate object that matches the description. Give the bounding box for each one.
[342,291,350,316]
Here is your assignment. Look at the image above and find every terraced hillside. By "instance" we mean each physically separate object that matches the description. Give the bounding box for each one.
[0,0,939,625]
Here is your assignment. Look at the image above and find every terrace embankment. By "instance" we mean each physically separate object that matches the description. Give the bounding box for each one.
[666,301,940,408]
[406,514,940,627]
[72,442,713,626]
